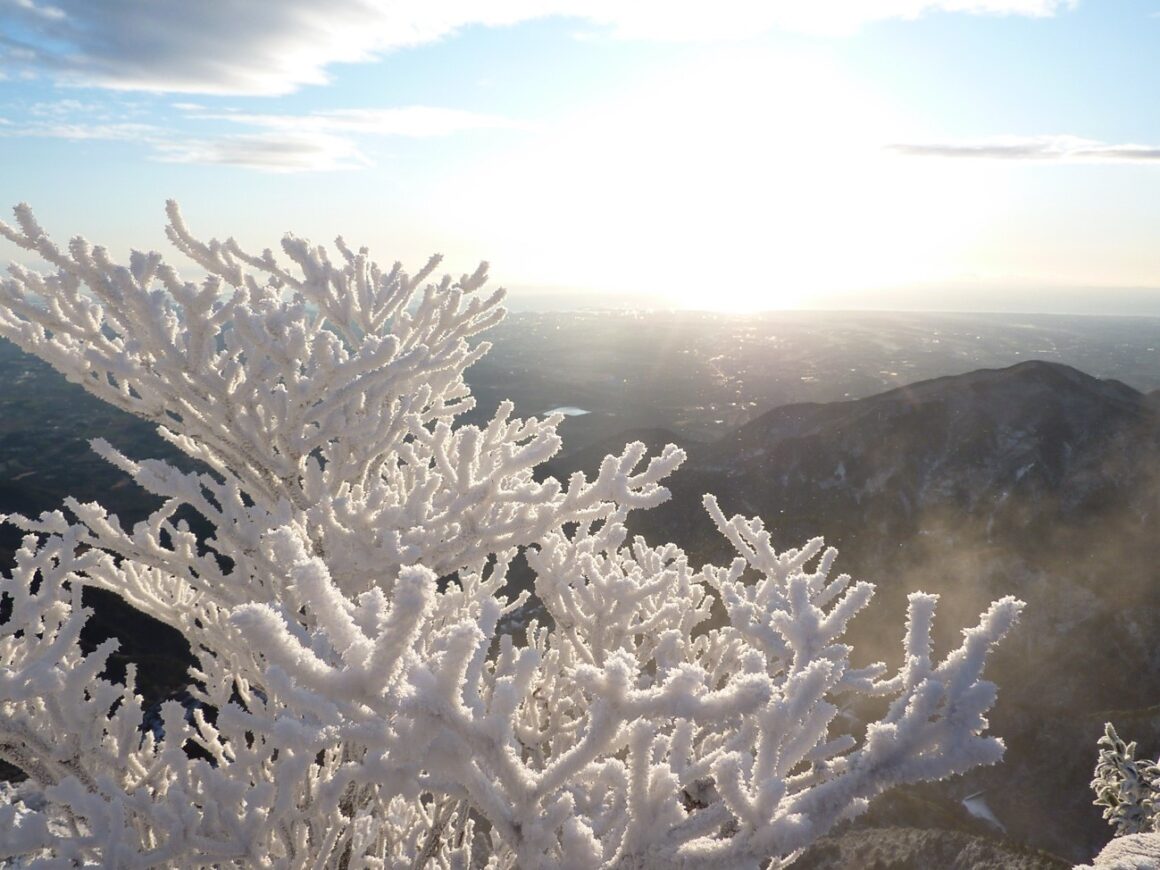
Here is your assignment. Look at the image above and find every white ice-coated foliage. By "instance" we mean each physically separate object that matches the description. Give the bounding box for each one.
[1092,723,1160,838]
[0,203,1024,868]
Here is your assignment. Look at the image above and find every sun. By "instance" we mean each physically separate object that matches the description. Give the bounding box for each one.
[654,150,994,313]
[438,48,993,312]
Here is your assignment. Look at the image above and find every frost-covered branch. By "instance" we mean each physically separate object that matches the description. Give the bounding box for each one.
[1079,724,1160,868]
[1091,723,1160,837]
[0,204,1022,868]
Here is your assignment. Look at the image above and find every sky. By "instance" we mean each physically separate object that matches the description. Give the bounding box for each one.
[2,0,1160,314]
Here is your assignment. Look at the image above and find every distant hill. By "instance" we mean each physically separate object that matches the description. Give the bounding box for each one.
[556,360,1160,862]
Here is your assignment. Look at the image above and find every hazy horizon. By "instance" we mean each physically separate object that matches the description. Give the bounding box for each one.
[502,285,1160,318]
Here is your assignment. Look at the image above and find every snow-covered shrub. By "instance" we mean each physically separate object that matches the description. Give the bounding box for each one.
[0,203,1023,868]
[1082,726,1160,870]
[1092,723,1160,837]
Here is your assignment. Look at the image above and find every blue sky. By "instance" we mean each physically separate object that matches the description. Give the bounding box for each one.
[3,0,1160,313]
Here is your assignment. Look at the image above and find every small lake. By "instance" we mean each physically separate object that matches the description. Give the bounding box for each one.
[545,406,591,416]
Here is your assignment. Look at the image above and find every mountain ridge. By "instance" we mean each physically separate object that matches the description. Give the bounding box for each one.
[547,359,1160,862]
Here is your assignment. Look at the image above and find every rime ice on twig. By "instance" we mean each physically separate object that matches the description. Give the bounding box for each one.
[0,204,1021,868]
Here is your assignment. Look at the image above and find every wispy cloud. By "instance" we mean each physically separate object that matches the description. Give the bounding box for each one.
[889,135,1160,163]
[7,0,63,21]
[2,120,369,171]
[188,106,526,137]
[587,0,1078,39]
[2,119,158,141]
[28,98,107,117]
[0,0,1079,96]
[153,131,370,172]
[0,99,511,171]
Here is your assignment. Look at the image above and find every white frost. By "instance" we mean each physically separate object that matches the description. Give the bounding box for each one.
[0,203,1023,868]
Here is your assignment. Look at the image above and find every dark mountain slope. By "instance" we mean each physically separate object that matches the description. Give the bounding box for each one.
[703,359,1153,525]
[552,361,1160,862]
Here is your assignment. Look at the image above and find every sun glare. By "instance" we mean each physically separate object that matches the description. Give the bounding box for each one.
[439,49,994,312]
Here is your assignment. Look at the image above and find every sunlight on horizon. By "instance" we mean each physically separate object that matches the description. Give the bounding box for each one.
[437,48,998,313]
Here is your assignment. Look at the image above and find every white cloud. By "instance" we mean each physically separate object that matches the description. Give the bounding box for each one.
[28,98,104,116]
[0,1,560,95]
[0,0,1078,95]
[889,135,1160,163]
[153,131,370,172]
[1,97,519,171]
[197,106,527,137]
[8,0,63,21]
[0,115,369,172]
[582,0,1077,39]
[2,119,158,141]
